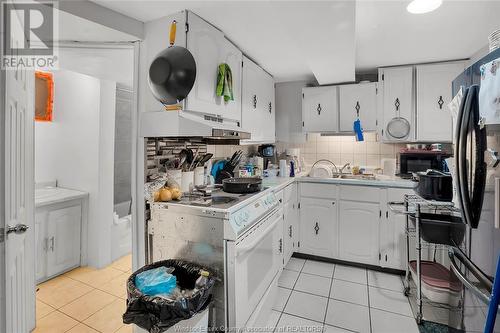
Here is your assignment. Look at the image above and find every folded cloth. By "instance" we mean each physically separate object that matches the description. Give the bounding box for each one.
[216,63,234,102]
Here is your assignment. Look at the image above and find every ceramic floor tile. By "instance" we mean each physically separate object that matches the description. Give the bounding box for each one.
[285,258,306,272]
[34,311,79,333]
[276,313,323,332]
[66,266,124,288]
[36,299,55,320]
[265,310,282,332]
[115,325,134,333]
[294,273,332,297]
[322,324,354,333]
[367,271,403,292]
[333,265,367,285]
[96,272,129,299]
[278,269,300,289]
[369,286,412,317]
[330,279,368,306]
[284,290,328,323]
[84,298,126,333]
[59,289,118,321]
[36,277,93,309]
[324,299,370,333]
[273,287,292,311]
[302,260,335,278]
[66,323,100,333]
[370,308,419,333]
[111,254,132,272]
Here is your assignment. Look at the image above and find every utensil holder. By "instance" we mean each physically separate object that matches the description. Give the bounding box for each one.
[181,171,194,192]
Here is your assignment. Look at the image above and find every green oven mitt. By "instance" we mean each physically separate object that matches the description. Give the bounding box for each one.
[216,63,234,102]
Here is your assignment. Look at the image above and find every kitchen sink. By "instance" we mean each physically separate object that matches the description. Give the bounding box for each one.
[338,174,377,180]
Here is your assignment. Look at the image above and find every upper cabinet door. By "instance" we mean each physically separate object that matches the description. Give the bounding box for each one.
[186,13,242,121]
[241,56,264,141]
[380,66,414,142]
[261,71,275,143]
[302,86,338,133]
[339,83,377,132]
[416,62,464,142]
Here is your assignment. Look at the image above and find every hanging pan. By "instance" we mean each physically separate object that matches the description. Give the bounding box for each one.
[386,98,410,139]
[148,21,197,110]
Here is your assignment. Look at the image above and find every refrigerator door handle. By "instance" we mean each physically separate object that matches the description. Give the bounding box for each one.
[455,87,469,225]
[448,246,494,306]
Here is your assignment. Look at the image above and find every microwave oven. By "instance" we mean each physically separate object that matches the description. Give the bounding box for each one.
[397,150,450,178]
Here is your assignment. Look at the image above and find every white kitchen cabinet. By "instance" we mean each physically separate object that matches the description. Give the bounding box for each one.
[379,188,412,270]
[275,81,307,144]
[282,184,298,265]
[416,62,465,142]
[379,66,414,142]
[302,86,338,133]
[299,197,337,258]
[35,201,82,283]
[185,12,242,121]
[241,56,275,143]
[338,200,380,265]
[339,83,377,132]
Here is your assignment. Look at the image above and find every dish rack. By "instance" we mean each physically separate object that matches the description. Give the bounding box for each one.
[389,194,464,325]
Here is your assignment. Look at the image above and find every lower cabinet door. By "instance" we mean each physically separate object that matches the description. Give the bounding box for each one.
[46,205,82,277]
[299,197,336,258]
[283,200,295,265]
[338,200,380,265]
[35,211,47,282]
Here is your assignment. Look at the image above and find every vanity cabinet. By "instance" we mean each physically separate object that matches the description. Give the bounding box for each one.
[378,66,414,142]
[339,82,378,132]
[35,201,83,283]
[241,56,275,143]
[302,86,338,133]
[415,62,465,142]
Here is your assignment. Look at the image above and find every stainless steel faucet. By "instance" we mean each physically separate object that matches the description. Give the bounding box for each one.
[339,163,351,174]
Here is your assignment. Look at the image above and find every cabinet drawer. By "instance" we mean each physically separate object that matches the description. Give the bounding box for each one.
[340,185,380,202]
[300,183,337,199]
[283,183,296,203]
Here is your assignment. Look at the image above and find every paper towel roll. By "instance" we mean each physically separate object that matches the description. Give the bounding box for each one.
[279,160,288,177]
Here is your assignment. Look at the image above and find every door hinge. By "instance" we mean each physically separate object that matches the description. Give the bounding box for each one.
[382,74,385,81]
[302,121,304,127]
[376,87,378,94]
[302,93,304,98]
[241,60,244,68]
[376,120,378,126]
[0,228,4,243]
[185,22,189,33]
[385,254,388,262]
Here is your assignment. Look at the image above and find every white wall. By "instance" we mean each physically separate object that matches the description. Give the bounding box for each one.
[35,70,116,268]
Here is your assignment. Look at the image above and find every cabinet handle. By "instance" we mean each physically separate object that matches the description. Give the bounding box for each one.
[438,95,444,109]
[314,222,320,235]
[385,254,388,262]
[395,98,400,112]
[279,238,283,253]
[386,211,388,219]
[317,103,322,115]
[289,225,292,238]
[355,101,360,117]
[253,95,257,109]
[268,102,272,114]
[49,236,54,252]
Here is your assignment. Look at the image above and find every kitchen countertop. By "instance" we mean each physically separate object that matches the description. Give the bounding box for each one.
[297,175,416,189]
[35,186,88,208]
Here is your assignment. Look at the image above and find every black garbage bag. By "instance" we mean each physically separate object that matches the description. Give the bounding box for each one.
[123,259,216,333]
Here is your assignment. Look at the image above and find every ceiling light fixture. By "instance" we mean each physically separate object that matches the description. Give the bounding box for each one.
[407,0,442,14]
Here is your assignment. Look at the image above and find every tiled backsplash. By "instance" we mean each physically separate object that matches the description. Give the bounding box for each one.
[276,132,406,168]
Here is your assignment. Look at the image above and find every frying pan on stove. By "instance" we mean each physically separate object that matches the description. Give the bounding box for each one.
[148,21,197,109]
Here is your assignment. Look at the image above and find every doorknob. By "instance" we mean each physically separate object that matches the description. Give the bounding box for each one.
[6,224,29,235]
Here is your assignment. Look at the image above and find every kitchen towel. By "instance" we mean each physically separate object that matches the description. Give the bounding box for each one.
[216,63,234,102]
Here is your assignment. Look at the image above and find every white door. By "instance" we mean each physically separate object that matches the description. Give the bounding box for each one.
[339,83,377,132]
[302,86,338,133]
[46,205,81,277]
[3,17,36,332]
[338,200,380,265]
[380,67,414,142]
[416,62,464,142]
[241,56,263,141]
[261,71,275,143]
[185,12,224,116]
[299,197,335,257]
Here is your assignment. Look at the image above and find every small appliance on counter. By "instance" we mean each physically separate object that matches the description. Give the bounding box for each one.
[397,149,451,179]
[258,144,276,170]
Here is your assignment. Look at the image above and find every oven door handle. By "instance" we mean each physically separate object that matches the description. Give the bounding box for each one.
[236,214,280,257]
[448,246,493,306]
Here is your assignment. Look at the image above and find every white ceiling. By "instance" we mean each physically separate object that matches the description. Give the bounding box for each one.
[90,0,500,82]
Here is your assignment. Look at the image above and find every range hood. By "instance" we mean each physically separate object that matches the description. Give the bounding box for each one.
[139,110,251,141]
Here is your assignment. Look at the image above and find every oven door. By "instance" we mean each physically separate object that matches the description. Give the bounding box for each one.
[233,208,283,328]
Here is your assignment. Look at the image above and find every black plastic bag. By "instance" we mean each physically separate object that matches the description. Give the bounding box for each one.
[123,259,216,333]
